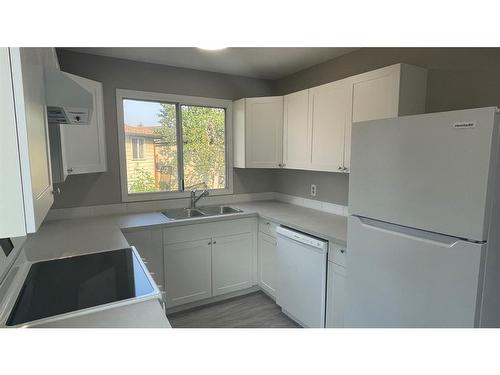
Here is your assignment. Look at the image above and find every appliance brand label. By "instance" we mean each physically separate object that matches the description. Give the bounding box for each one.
[453,121,476,129]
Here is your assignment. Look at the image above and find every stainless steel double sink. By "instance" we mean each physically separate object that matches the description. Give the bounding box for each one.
[162,205,242,220]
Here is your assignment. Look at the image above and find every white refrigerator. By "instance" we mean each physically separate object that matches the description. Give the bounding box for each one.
[346,107,500,327]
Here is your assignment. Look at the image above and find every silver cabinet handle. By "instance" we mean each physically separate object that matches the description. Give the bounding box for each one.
[340,249,346,254]
[282,163,286,167]
[213,241,217,244]
[278,163,282,168]
[338,166,343,171]
[67,168,73,173]
[343,166,348,172]
[208,241,212,245]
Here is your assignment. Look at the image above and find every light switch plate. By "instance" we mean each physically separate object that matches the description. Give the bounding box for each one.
[310,184,317,197]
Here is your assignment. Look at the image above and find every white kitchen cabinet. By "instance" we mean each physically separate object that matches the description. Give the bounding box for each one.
[49,73,107,183]
[326,261,347,328]
[233,96,283,168]
[281,64,425,173]
[0,48,56,237]
[283,89,310,170]
[212,232,253,296]
[122,228,164,294]
[344,63,427,171]
[258,232,278,297]
[162,218,258,308]
[0,48,26,238]
[309,80,353,172]
[164,238,212,307]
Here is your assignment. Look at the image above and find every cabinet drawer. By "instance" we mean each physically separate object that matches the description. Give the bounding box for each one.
[258,219,279,238]
[328,242,347,267]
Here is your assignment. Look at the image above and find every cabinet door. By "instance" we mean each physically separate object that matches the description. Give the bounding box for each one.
[245,97,283,168]
[212,232,253,296]
[346,68,400,172]
[0,48,26,237]
[283,89,309,169]
[164,239,212,307]
[258,232,277,297]
[10,48,53,233]
[60,73,107,175]
[351,69,400,124]
[123,229,164,292]
[309,81,351,172]
[326,261,347,328]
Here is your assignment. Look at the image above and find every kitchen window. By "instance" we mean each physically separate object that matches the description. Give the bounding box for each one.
[116,89,233,202]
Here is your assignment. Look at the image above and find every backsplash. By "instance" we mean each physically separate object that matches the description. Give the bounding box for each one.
[273,169,349,206]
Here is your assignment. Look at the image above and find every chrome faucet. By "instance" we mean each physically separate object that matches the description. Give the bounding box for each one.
[186,182,209,209]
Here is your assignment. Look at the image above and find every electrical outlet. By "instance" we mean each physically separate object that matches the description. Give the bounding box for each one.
[310,184,317,197]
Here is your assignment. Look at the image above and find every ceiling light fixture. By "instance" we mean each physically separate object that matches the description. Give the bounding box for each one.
[197,46,227,51]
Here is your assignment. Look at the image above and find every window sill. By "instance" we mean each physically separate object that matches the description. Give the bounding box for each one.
[122,187,233,203]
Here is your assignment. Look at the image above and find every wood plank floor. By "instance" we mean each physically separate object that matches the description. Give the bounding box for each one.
[167,291,301,328]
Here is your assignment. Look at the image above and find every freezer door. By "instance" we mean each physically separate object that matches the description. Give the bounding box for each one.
[345,216,484,328]
[349,107,498,241]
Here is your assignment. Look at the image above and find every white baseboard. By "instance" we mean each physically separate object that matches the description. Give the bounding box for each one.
[166,285,260,315]
[46,191,347,221]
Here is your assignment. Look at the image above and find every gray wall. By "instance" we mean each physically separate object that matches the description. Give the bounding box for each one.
[273,169,348,204]
[54,48,500,209]
[271,48,500,205]
[53,50,274,208]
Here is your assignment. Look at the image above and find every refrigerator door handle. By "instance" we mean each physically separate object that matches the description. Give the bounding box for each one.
[354,216,471,248]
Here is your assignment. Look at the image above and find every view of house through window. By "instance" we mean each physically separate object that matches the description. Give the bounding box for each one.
[123,98,226,195]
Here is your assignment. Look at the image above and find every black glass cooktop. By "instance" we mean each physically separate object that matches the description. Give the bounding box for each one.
[7,248,154,326]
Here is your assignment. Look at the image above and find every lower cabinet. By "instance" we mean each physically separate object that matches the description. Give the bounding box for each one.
[212,232,253,296]
[326,261,347,328]
[258,232,277,297]
[164,239,212,307]
[163,218,258,308]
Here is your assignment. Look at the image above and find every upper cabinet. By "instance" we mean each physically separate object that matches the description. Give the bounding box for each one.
[49,73,107,183]
[233,96,283,168]
[236,63,427,173]
[344,63,427,171]
[309,80,353,172]
[283,89,309,170]
[0,48,56,237]
[0,48,26,238]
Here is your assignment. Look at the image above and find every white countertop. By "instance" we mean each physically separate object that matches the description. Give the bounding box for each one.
[233,201,347,245]
[31,299,171,328]
[23,200,347,263]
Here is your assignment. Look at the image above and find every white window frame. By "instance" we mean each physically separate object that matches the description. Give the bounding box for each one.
[130,136,145,160]
[116,89,233,202]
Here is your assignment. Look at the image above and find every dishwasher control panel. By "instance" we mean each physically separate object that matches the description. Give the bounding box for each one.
[276,226,328,251]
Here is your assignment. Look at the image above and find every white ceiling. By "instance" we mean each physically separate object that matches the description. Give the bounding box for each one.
[63,47,358,80]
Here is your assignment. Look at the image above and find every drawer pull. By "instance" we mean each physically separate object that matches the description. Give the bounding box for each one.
[340,249,346,254]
